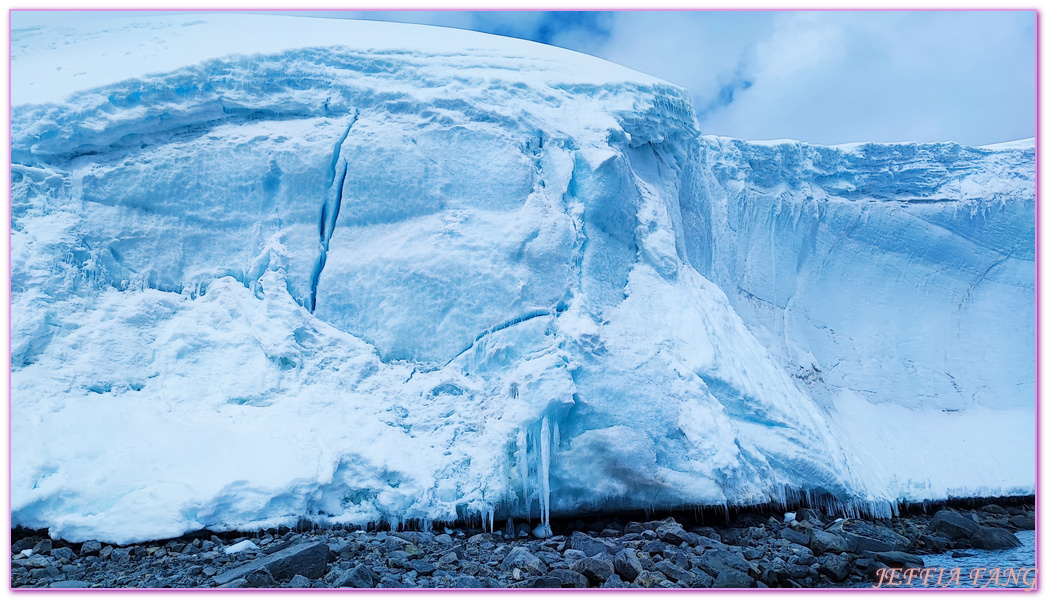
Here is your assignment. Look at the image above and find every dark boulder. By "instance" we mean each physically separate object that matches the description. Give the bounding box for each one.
[572,556,615,585]
[817,554,853,583]
[548,568,589,588]
[971,527,1021,550]
[713,567,754,588]
[613,549,643,582]
[566,531,617,558]
[929,510,980,541]
[334,565,380,588]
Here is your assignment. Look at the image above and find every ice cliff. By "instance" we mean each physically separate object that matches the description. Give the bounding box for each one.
[10,15,1035,544]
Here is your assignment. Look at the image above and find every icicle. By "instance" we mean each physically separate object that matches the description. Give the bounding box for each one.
[552,420,560,451]
[517,429,529,515]
[506,517,515,538]
[539,416,552,532]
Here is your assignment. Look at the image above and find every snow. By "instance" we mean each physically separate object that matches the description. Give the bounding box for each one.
[10,14,1035,544]
[224,540,259,555]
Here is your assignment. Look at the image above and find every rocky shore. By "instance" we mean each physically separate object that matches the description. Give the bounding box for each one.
[11,499,1035,589]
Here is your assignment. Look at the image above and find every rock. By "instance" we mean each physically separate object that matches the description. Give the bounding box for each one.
[827,520,910,552]
[437,551,459,566]
[1010,515,1035,530]
[49,580,91,588]
[384,536,410,552]
[379,577,407,588]
[794,553,817,566]
[563,548,586,562]
[32,539,53,555]
[971,526,1021,550]
[12,538,38,554]
[713,567,754,588]
[79,541,102,556]
[624,522,645,535]
[31,564,60,580]
[742,547,765,560]
[548,568,589,588]
[467,532,501,545]
[566,531,616,557]
[50,547,76,562]
[781,528,809,546]
[501,547,544,574]
[929,510,980,541]
[601,573,628,588]
[796,508,825,527]
[655,560,693,584]
[334,565,380,588]
[25,555,52,568]
[809,529,849,555]
[951,551,976,558]
[453,575,484,588]
[983,504,1009,515]
[634,570,660,588]
[817,554,852,583]
[218,578,249,588]
[572,556,614,584]
[642,540,668,555]
[613,549,643,582]
[409,559,437,576]
[245,568,277,588]
[690,567,715,588]
[99,546,113,559]
[695,548,751,578]
[512,576,562,588]
[215,541,329,584]
[656,523,697,546]
[386,550,411,569]
[867,551,924,570]
[110,548,131,562]
[288,574,311,588]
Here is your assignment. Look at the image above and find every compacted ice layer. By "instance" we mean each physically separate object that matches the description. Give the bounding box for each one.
[10,14,1034,544]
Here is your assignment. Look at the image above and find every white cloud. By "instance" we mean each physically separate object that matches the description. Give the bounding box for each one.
[692,11,1035,145]
[555,10,1034,146]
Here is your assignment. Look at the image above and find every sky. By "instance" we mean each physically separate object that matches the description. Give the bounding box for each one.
[9,9,1038,146]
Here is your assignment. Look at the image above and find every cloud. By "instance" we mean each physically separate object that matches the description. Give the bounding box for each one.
[551,10,1035,146]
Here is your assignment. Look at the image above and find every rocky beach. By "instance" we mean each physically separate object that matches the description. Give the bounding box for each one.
[11,498,1035,589]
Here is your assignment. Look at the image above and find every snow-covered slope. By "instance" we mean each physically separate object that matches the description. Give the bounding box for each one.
[10,14,1035,544]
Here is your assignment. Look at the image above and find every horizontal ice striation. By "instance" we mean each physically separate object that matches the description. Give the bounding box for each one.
[11,15,1033,544]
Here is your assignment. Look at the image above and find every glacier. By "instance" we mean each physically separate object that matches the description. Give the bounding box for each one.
[10,14,1035,544]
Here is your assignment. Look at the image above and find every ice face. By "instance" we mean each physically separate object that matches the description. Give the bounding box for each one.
[10,14,1034,544]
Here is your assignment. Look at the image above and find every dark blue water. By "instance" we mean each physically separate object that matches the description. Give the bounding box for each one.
[871,530,1037,589]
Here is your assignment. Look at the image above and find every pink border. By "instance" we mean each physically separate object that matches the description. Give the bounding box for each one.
[6,7,1038,590]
